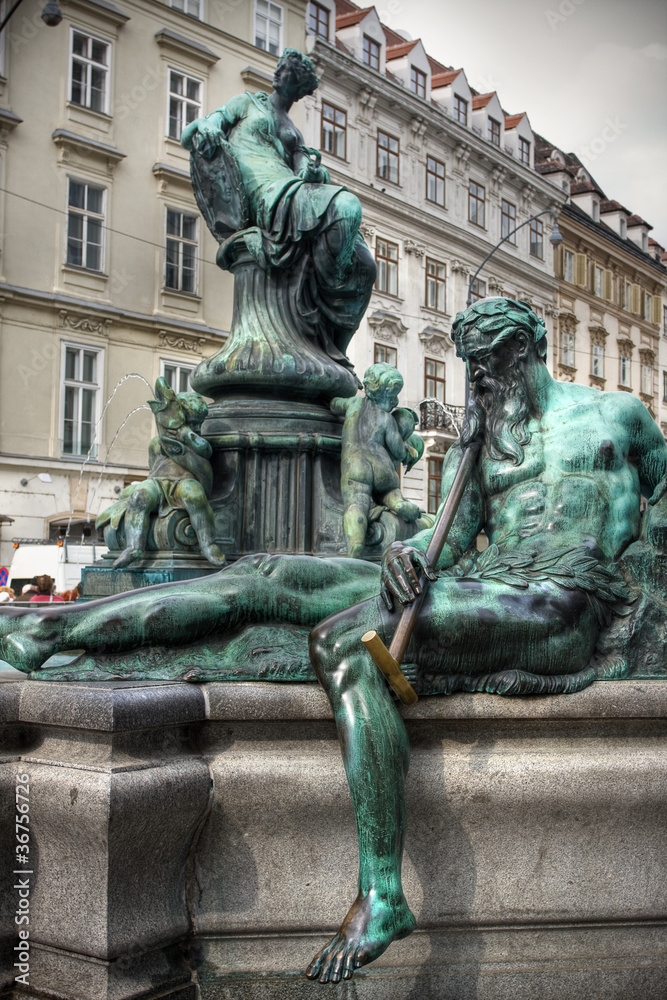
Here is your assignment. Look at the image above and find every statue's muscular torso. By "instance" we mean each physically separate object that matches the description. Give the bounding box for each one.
[483,385,644,560]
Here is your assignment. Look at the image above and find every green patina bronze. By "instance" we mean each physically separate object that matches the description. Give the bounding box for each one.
[96,377,225,569]
[3,299,665,972]
[333,363,431,558]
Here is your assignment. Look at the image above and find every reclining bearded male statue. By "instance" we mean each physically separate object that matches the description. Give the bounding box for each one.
[1,298,665,983]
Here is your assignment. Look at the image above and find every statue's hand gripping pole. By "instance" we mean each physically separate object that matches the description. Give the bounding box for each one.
[362,438,483,706]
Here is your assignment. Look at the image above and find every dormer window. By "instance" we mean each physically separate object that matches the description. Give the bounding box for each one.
[411,66,426,98]
[620,218,627,239]
[642,232,648,252]
[488,117,500,146]
[308,2,329,40]
[518,136,530,166]
[592,199,600,222]
[363,34,380,71]
[453,94,467,125]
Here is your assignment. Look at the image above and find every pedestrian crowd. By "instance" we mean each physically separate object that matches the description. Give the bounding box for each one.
[0,577,82,603]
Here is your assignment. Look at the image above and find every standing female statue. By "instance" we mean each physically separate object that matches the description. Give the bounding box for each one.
[181,49,376,396]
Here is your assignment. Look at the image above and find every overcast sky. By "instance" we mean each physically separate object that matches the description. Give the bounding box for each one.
[377,0,667,247]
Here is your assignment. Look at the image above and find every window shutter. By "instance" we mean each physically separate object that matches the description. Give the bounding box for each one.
[631,283,642,315]
[574,253,587,287]
[603,269,613,301]
[651,294,662,325]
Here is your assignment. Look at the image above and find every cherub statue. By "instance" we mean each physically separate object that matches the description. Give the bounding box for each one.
[96,377,225,568]
[331,363,430,558]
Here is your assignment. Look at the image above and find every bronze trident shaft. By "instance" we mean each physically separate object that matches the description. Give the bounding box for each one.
[362,438,482,705]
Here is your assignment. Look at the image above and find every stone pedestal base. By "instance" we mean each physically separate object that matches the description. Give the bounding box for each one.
[82,555,220,597]
[1,678,665,999]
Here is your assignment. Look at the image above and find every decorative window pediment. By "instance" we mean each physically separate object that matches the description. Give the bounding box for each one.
[52,128,125,175]
[419,325,450,357]
[155,28,219,68]
[367,309,408,344]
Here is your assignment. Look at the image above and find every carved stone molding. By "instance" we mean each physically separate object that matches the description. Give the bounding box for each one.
[639,348,655,365]
[559,311,579,333]
[450,259,470,276]
[558,364,577,382]
[410,116,426,140]
[359,88,378,112]
[367,310,408,344]
[617,337,635,356]
[159,331,207,355]
[152,162,192,193]
[589,324,608,346]
[419,325,450,357]
[52,129,125,176]
[405,239,425,258]
[360,223,376,242]
[488,277,505,295]
[589,374,605,390]
[59,310,111,337]
[546,305,560,318]
[640,392,655,415]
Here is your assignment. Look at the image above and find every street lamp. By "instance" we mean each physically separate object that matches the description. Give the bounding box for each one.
[466,210,563,307]
[20,473,52,487]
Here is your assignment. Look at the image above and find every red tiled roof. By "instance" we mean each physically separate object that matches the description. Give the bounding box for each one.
[336,6,373,29]
[535,161,568,175]
[627,214,652,230]
[570,179,605,197]
[386,39,418,60]
[504,113,525,130]
[427,54,450,76]
[431,68,462,87]
[335,0,360,13]
[600,199,630,216]
[472,92,495,110]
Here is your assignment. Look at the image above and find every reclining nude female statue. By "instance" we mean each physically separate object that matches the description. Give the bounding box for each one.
[2,298,665,982]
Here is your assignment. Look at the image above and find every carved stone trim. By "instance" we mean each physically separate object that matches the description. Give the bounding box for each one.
[154,28,219,67]
[559,311,579,333]
[617,338,634,356]
[640,392,655,415]
[639,348,655,365]
[240,65,274,90]
[52,129,126,173]
[59,310,111,337]
[60,0,130,27]
[546,305,560,318]
[589,324,608,346]
[450,259,470,276]
[152,161,192,193]
[419,325,450,357]
[159,331,207,355]
[359,88,378,112]
[360,223,376,242]
[558,364,577,382]
[405,239,425,258]
[589,375,605,390]
[410,116,426,139]
[488,277,505,295]
[367,310,408,344]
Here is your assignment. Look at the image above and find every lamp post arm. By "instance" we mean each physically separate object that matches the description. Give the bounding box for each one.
[466,210,558,307]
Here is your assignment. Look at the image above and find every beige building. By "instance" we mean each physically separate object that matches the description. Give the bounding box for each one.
[302,0,564,516]
[0,0,308,566]
[534,136,667,443]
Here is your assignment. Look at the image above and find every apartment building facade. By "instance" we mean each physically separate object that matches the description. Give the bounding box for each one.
[302,0,563,513]
[0,0,308,564]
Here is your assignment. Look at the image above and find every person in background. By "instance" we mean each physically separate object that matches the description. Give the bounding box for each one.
[0,586,15,603]
[20,579,38,601]
[28,575,64,604]
[60,582,82,603]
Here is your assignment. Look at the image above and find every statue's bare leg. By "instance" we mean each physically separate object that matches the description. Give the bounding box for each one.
[174,480,225,566]
[114,481,161,568]
[306,577,601,982]
[341,480,372,559]
[381,487,421,523]
[307,596,415,984]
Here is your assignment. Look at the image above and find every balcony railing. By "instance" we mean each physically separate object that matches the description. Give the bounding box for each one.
[419,398,466,435]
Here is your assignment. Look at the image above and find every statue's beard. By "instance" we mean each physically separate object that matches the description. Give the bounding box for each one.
[460,361,531,465]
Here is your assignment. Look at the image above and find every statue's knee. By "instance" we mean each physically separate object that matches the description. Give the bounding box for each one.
[334,191,362,229]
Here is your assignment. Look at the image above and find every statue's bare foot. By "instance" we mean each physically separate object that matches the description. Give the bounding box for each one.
[306,889,415,984]
[201,543,226,567]
[113,547,143,569]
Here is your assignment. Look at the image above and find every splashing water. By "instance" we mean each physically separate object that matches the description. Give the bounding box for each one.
[65,374,155,540]
[86,404,153,518]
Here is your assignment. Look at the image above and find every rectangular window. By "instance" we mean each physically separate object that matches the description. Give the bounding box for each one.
[641,362,653,396]
[424,357,445,402]
[170,0,202,16]
[501,199,516,243]
[62,344,102,457]
[161,360,195,393]
[67,178,105,271]
[663,370,667,403]
[168,69,202,140]
[591,343,604,378]
[619,354,631,387]
[453,94,468,125]
[561,331,575,368]
[375,238,398,296]
[374,342,397,366]
[321,101,346,159]
[377,130,399,184]
[469,277,486,302]
[411,66,426,98]
[165,209,198,293]
[663,305,667,332]
[425,258,446,313]
[488,117,500,146]
[307,1,329,39]
[427,457,443,515]
[468,180,485,227]
[363,34,380,70]
[624,281,631,311]
[530,218,543,259]
[255,0,283,55]
[594,265,603,297]
[519,136,530,165]
[644,293,652,322]
[70,29,109,113]
[564,249,574,283]
[426,156,445,206]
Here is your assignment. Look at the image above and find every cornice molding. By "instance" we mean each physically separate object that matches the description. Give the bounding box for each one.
[59,309,111,338]
[60,0,130,28]
[52,129,126,171]
[155,28,220,67]
[367,309,408,343]
[158,330,206,355]
[240,65,274,91]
